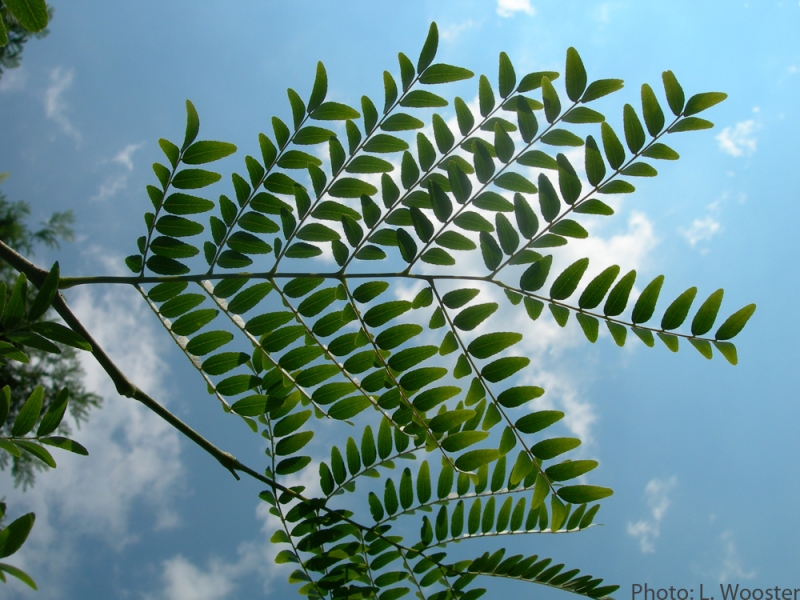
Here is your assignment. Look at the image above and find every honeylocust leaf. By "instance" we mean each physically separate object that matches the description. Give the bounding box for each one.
[604,270,636,316]
[541,76,561,123]
[420,64,474,85]
[631,275,664,324]
[641,83,665,136]
[579,265,620,310]
[715,304,756,341]
[550,258,589,301]
[417,22,439,72]
[564,47,587,102]
[662,70,685,116]
[581,78,624,102]
[307,61,328,112]
[661,287,697,330]
[691,289,724,336]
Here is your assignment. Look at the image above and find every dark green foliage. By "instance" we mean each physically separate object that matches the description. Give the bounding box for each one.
[0,192,100,491]
[0,0,51,78]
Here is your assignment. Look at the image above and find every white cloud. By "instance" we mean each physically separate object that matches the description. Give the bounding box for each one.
[0,67,27,92]
[440,19,477,42]
[1,282,184,598]
[148,466,320,599]
[496,0,535,18]
[716,120,758,157]
[159,555,238,600]
[113,142,145,171]
[91,173,129,202]
[627,476,677,553]
[680,216,721,247]
[91,142,145,201]
[44,67,82,146]
[717,530,756,583]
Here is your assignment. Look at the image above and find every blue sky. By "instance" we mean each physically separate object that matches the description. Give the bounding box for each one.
[1,1,799,598]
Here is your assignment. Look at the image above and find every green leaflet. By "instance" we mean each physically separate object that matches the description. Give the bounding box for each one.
[400,90,448,108]
[442,288,480,309]
[546,460,598,482]
[364,134,408,154]
[382,113,424,131]
[311,101,360,121]
[515,410,563,434]
[576,313,599,343]
[641,83,665,136]
[661,287,697,330]
[562,107,605,124]
[497,386,544,409]
[482,356,530,383]
[631,275,664,324]
[419,64,474,85]
[329,178,378,198]
[691,289,724,336]
[537,174,560,223]
[453,303,498,331]
[364,301,412,327]
[550,258,589,301]
[662,70,685,116]
[531,437,581,460]
[581,78,624,102]
[11,387,44,437]
[160,294,205,318]
[0,511,36,560]
[495,172,537,194]
[683,92,727,116]
[36,389,69,437]
[455,449,500,472]
[604,270,636,316]
[574,199,613,215]
[579,266,620,310]
[557,485,613,504]
[622,104,645,153]
[517,70,559,92]
[520,255,552,292]
[430,410,476,434]
[600,122,625,170]
[387,345,438,372]
[182,141,237,164]
[668,117,714,133]
[400,367,447,391]
[715,304,756,341]
[541,129,584,147]
[564,47,587,102]
[541,76,561,123]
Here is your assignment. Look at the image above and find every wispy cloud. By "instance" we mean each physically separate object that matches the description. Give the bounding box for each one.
[627,476,677,553]
[716,120,759,157]
[496,0,535,18]
[717,530,756,583]
[44,67,82,146]
[680,216,721,247]
[440,19,477,42]
[113,142,145,171]
[679,191,739,250]
[91,142,145,202]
